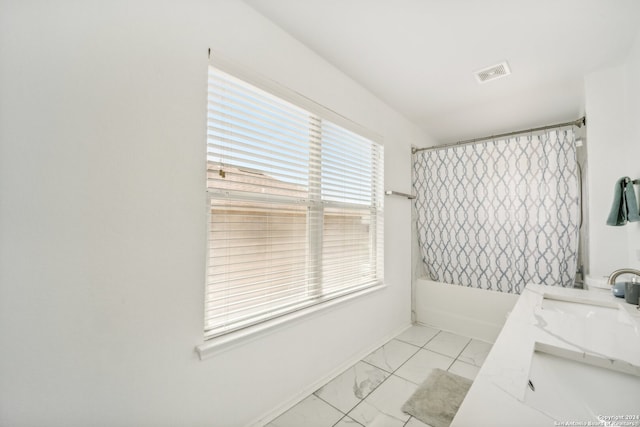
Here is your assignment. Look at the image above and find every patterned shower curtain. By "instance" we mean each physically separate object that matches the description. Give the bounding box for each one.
[413,129,579,294]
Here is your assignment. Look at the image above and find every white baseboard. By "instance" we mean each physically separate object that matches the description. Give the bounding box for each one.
[246,322,412,427]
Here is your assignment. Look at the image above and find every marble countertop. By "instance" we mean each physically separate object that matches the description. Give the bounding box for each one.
[451,283,640,427]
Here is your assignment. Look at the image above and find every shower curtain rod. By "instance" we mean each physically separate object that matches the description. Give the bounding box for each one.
[412,116,586,154]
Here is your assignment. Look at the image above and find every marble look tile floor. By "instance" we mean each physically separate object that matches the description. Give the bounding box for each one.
[265,325,492,427]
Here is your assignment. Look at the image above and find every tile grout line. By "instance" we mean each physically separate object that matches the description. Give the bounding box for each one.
[402,415,422,427]
[446,339,472,376]
[421,332,472,362]
[394,327,440,348]
[342,334,437,425]
[392,345,436,386]
[320,339,423,425]
[421,329,441,347]
[342,372,396,425]
[331,413,364,427]
[311,392,350,421]
[388,341,422,374]
[353,333,453,423]
[392,329,447,379]
[454,337,473,361]
[316,335,427,422]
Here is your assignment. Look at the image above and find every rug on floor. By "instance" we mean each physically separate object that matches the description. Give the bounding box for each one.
[401,368,472,427]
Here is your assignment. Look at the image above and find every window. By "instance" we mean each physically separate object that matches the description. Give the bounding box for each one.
[205,64,384,340]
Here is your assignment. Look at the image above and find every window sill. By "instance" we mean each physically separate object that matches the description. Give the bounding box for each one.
[195,283,387,361]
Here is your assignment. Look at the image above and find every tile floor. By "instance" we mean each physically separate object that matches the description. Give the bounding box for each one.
[265,325,493,427]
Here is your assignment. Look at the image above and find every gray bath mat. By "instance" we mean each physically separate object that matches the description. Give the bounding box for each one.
[401,368,472,427]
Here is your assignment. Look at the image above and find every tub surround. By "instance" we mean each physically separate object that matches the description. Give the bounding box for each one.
[415,279,519,343]
[452,283,640,426]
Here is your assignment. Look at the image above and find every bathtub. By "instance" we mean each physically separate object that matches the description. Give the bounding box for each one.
[414,278,519,343]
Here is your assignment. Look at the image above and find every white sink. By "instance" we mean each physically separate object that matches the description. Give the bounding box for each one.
[524,342,640,422]
[540,293,622,322]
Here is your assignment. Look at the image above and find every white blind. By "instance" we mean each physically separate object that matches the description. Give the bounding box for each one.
[205,65,384,339]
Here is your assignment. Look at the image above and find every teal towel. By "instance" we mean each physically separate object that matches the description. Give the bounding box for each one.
[607,177,640,226]
[627,179,640,222]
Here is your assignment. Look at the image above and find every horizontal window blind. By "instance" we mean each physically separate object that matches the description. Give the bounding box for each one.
[205,64,384,339]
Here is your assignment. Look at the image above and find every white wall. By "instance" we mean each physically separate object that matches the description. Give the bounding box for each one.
[624,30,640,272]
[585,29,640,278]
[0,1,429,426]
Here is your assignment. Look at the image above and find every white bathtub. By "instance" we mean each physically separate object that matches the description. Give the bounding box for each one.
[414,278,519,343]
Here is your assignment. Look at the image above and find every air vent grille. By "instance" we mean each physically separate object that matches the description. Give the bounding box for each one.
[475,62,511,83]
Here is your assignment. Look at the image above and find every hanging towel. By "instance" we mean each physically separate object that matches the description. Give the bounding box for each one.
[627,179,640,222]
[607,177,627,226]
[607,177,640,226]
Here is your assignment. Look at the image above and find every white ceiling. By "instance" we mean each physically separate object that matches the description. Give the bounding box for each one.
[243,0,640,143]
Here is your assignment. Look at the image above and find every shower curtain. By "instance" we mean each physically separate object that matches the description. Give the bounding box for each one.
[413,129,579,294]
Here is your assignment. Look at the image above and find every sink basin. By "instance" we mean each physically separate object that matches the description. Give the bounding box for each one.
[524,343,640,422]
[535,293,639,365]
[540,293,622,322]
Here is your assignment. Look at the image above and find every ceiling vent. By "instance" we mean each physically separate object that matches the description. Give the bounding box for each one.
[474,61,511,84]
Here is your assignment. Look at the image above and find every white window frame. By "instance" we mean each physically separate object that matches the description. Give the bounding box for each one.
[197,56,385,359]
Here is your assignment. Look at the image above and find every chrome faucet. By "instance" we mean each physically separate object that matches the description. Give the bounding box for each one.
[607,268,640,285]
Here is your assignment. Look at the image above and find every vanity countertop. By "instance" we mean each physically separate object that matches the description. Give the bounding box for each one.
[451,283,640,427]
